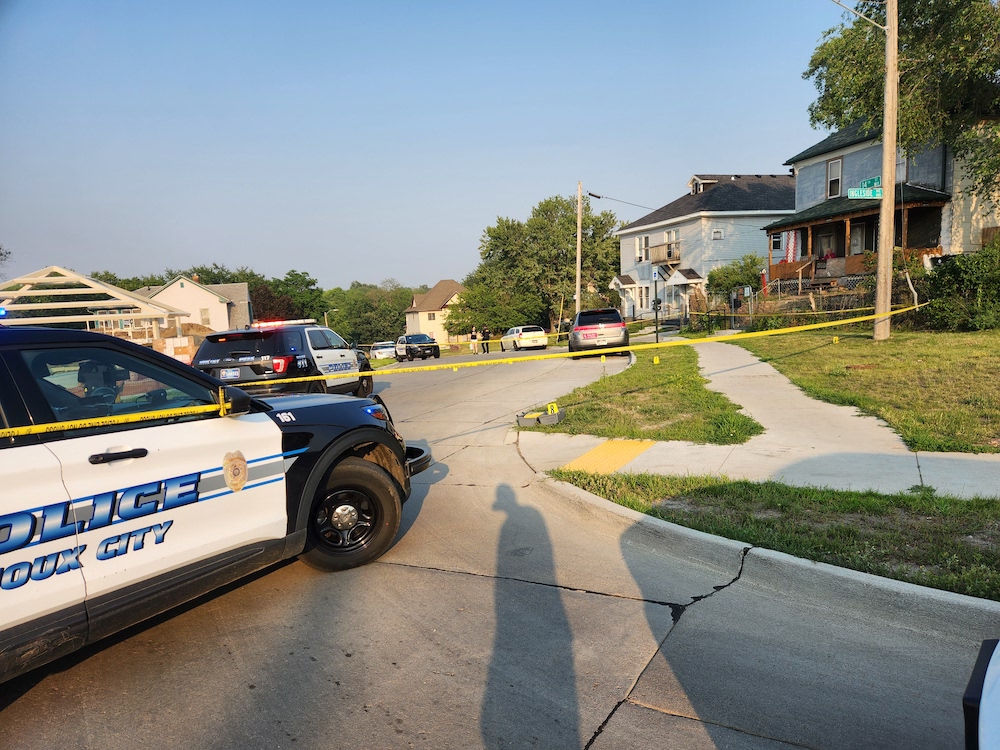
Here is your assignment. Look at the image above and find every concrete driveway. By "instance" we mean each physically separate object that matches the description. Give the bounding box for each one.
[0,352,996,749]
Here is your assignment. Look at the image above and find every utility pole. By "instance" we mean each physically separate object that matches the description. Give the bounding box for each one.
[828,0,898,340]
[575,181,583,316]
[874,0,898,341]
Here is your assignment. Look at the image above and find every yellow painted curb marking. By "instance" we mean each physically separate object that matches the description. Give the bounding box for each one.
[561,439,656,474]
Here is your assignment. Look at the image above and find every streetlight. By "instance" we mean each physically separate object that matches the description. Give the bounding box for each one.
[323,309,339,328]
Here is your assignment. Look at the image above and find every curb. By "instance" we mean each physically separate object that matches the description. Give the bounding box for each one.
[539,464,1000,639]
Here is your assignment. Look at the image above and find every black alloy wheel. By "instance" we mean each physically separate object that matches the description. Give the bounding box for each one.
[355,373,373,397]
[300,458,402,571]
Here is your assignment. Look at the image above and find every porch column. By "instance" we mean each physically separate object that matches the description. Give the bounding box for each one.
[807,226,814,257]
[845,218,851,257]
[902,207,909,255]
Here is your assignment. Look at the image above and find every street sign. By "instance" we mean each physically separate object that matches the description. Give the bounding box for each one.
[652,269,658,279]
[859,176,882,189]
[848,187,884,199]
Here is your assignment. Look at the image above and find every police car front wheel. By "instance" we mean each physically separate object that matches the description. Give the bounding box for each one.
[300,457,402,571]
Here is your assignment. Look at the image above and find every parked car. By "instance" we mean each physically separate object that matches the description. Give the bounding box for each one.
[964,639,999,750]
[567,308,629,357]
[370,341,397,360]
[0,325,431,685]
[395,334,441,361]
[499,325,548,352]
[193,320,371,397]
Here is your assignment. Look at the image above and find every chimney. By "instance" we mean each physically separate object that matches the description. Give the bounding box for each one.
[192,274,200,283]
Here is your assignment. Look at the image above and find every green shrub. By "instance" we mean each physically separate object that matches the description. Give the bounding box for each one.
[706,254,767,293]
[925,240,1000,330]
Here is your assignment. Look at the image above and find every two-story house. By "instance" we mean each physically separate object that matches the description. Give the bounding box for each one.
[763,119,999,286]
[404,279,465,342]
[614,174,795,320]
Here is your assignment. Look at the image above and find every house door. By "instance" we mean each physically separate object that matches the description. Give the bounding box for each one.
[850,224,865,255]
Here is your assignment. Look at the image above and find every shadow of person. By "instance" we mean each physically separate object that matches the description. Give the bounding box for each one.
[481,484,580,749]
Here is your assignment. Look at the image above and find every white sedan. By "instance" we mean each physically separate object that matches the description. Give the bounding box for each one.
[370,341,397,360]
[499,325,548,352]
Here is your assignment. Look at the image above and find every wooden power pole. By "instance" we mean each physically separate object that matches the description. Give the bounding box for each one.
[874,0,898,341]
[575,181,583,316]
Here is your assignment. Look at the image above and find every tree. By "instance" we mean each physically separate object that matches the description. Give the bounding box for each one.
[706,255,766,294]
[804,0,1000,200]
[462,195,621,331]
[250,282,299,321]
[0,244,10,280]
[89,270,169,290]
[270,270,325,321]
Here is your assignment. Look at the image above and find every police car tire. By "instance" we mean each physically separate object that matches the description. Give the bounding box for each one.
[301,457,402,571]
[407,353,414,361]
[433,350,440,358]
[308,380,327,394]
[355,374,373,398]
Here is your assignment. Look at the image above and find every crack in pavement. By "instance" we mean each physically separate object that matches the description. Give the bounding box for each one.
[582,545,753,750]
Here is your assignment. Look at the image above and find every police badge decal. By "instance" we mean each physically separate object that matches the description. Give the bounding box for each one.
[222,450,248,492]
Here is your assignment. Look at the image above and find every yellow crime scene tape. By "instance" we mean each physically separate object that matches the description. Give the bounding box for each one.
[249,302,925,381]
[1,387,234,440]
[5,305,922,439]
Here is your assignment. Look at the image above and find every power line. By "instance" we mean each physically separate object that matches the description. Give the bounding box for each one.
[586,192,656,212]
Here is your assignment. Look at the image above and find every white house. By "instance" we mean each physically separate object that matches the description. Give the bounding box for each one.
[136,275,252,332]
[614,174,795,320]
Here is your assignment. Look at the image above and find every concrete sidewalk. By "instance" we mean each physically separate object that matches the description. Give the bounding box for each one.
[519,339,1000,499]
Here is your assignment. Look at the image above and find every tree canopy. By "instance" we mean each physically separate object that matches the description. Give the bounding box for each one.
[448,194,621,334]
[804,0,1000,199]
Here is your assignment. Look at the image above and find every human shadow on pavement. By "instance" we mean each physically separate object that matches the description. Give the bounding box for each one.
[481,484,580,749]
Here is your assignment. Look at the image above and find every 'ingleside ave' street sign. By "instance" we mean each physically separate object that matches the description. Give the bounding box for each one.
[848,187,884,199]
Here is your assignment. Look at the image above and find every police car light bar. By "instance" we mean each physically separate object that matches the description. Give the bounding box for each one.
[251,318,317,328]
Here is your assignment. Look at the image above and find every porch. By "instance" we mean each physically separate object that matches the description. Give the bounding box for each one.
[764,184,949,292]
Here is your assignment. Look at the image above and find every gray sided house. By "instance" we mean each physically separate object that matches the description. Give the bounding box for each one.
[763,119,999,287]
[614,174,795,320]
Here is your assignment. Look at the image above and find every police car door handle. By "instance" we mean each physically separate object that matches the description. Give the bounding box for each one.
[88,448,149,465]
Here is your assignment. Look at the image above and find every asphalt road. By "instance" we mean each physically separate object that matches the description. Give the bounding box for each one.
[0,349,995,749]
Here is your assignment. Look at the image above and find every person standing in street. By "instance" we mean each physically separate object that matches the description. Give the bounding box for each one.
[470,326,479,354]
[481,327,491,354]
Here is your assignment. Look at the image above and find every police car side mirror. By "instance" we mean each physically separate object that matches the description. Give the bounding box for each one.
[224,386,252,416]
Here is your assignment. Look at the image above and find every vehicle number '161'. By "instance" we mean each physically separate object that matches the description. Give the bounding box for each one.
[276,412,296,423]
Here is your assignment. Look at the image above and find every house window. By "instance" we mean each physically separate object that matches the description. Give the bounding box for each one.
[666,229,680,260]
[771,234,782,252]
[827,158,842,199]
[200,308,210,326]
[636,235,650,261]
[711,229,724,241]
[427,312,436,321]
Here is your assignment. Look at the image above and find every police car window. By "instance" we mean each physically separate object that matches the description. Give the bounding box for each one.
[307,330,331,350]
[280,330,304,353]
[323,329,348,349]
[21,348,215,426]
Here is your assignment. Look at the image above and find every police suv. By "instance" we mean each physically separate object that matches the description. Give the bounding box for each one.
[193,320,373,398]
[0,325,430,685]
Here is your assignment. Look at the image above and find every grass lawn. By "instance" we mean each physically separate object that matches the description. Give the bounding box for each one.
[529,326,1000,601]
[737,327,1000,453]
[549,470,1000,601]
[526,345,763,444]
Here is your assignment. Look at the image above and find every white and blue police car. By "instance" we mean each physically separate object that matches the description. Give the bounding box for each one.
[0,325,429,685]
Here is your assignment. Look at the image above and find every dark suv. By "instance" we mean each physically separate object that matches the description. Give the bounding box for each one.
[193,321,372,397]
[395,334,441,361]
[567,308,629,357]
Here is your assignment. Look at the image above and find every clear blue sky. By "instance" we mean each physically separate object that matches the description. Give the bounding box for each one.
[0,0,851,290]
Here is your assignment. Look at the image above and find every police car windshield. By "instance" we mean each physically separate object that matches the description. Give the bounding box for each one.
[199,330,305,359]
